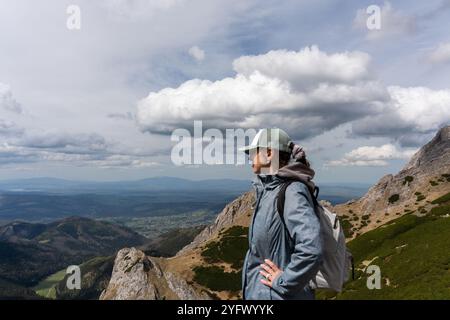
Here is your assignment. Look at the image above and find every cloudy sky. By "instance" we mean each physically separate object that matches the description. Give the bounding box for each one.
[0,0,449,184]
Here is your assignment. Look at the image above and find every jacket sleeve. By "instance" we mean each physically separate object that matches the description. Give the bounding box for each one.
[271,182,323,297]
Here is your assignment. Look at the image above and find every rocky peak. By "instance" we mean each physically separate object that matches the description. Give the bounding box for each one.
[333,125,450,237]
[100,247,211,300]
[403,125,450,172]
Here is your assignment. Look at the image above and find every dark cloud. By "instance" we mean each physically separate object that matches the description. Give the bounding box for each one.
[18,132,109,155]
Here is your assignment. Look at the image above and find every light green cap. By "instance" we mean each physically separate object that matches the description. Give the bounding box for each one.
[238,128,292,154]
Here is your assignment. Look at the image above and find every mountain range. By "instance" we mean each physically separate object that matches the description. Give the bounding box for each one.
[0,216,146,298]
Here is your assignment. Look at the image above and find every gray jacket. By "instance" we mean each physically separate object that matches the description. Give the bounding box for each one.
[242,174,323,300]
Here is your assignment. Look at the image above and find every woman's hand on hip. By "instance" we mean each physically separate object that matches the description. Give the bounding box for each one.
[259,259,283,288]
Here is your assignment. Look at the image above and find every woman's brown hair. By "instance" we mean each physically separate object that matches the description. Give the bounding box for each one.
[278,143,311,168]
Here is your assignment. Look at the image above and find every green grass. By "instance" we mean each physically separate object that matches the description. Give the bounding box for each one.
[194,226,248,292]
[55,256,114,300]
[431,191,450,205]
[403,176,414,186]
[388,194,400,204]
[193,266,242,292]
[416,194,426,202]
[340,219,354,237]
[429,204,450,217]
[201,226,248,269]
[33,268,67,299]
[317,194,450,300]
[219,225,248,237]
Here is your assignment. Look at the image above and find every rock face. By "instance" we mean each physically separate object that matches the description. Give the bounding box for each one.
[100,247,210,300]
[333,125,450,237]
[100,248,159,300]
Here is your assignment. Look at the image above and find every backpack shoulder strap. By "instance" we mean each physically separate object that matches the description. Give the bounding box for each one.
[276,180,294,219]
[276,180,320,242]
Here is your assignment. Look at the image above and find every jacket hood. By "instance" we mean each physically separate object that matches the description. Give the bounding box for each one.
[275,162,316,195]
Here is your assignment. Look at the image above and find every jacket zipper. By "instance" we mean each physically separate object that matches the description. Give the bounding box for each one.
[243,185,264,300]
[249,186,264,246]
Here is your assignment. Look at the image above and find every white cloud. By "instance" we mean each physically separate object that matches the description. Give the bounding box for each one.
[188,46,205,61]
[0,119,24,137]
[137,46,450,149]
[137,46,450,146]
[353,2,416,41]
[0,83,24,138]
[232,47,372,89]
[17,132,110,154]
[427,42,450,64]
[137,46,389,139]
[0,136,163,169]
[352,86,450,145]
[388,86,450,132]
[326,144,417,167]
[0,83,22,114]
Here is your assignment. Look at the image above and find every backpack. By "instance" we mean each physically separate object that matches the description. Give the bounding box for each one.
[276,180,354,292]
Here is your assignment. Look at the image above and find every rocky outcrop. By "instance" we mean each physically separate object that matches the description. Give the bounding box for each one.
[100,247,211,300]
[404,126,450,172]
[100,248,160,300]
[333,125,450,237]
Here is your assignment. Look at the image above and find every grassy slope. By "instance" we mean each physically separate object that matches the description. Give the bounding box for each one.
[190,191,450,299]
[33,269,67,299]
[193,226,248,294]
[192,193,450,299]
[55,256,114,300]
[319,191,450,299]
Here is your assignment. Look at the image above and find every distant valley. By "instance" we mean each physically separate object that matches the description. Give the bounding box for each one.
[0,177,369,239]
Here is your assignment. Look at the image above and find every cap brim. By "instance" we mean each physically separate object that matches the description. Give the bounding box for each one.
[238,145,257,154]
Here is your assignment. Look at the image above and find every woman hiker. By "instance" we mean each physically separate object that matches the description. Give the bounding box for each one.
[239,128,323,300]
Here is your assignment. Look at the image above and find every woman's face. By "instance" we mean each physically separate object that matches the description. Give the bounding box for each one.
[249,148,271,174]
